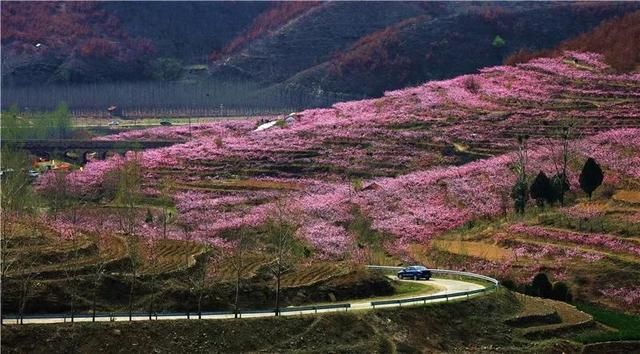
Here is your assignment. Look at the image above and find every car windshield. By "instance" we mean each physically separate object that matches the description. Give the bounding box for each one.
[407,266,427,270]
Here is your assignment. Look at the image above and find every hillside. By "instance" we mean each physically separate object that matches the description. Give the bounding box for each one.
[506,10,640,72]
[211,2,640,97]
[4,2,637,97]
[6,291,631,354]
[209,1,434,89]
[0,1,267,85]
[31,52,640,311]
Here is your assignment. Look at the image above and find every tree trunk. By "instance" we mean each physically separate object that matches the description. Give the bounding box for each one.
[275,270,281,316]
[163,208,167,239]
[92,288,97,322]
[234,274,240,319]
[70,292,75,323]
[149,275,156,320]
[128,272,136,321]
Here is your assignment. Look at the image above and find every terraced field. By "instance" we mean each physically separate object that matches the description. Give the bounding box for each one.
[281,262,348,288]
[426,188,640,312]
[506,293,594,338]
[218,255,270,281]
[140,240,207,275]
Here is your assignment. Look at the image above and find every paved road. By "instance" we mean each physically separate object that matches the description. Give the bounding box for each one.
[3,276,488,325]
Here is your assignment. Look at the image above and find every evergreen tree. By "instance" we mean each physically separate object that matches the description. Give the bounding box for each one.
[511,181,528,214]
[579,158,604,199]
[551,173,570,205]
[530,171,553,207]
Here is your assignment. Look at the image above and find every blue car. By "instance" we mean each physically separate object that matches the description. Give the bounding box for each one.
[397,265,432,280]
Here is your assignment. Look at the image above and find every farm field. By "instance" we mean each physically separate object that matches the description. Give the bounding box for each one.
[423,189,640,312]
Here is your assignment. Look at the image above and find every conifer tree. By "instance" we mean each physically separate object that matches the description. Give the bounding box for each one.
[530,171,553,207]
[579,158,604,199]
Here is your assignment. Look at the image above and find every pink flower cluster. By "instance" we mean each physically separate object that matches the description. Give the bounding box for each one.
[297,220,352,259]
[599,286,640,307]
[560,203,605,220]
[508,224,640,257]
[510,241,604,263]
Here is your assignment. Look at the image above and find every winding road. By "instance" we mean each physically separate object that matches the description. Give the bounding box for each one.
[3,269,496,325]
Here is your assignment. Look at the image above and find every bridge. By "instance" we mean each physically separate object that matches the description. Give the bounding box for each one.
[1,139,180,163]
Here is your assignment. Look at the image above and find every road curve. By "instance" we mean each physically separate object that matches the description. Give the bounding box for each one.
[2,274,493,325]
[349,276,484,311]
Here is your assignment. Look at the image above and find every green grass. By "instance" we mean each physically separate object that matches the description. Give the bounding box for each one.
[393,280,438,296]
[574,303,640,343]
[313,280,440,307]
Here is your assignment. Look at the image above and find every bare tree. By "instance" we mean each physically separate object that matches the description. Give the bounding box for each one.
[90,234,108,322]
[142,228,161,320]
[159,179,176,239]
[543,121,580,206]
[188,243,222,319]
[1,146,39,325]
[510,135,530,214]
[11,215,42,325]
[47,171,85,323]
[125,233,142,321]
[113,156,143,235]
[227,230,250,318]
[265,205,300,316]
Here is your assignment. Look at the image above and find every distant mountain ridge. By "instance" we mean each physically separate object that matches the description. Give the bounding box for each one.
[2,1,639,101]
[211,2,640,97]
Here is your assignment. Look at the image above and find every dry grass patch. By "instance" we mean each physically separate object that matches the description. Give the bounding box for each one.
[176,179,302,192]
[433,240,513,261]
[613,190,640,204]
[281,262,348,288]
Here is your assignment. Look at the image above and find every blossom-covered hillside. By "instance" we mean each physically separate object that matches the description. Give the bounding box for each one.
[35,52,640,308]
[99,52,639,177]
[46,52,640,258]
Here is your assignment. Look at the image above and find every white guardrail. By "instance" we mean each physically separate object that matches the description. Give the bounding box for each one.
[366,266,500,308]
[2,267,498,325]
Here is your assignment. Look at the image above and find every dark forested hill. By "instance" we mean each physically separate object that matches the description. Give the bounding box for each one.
[2,1,639,108]
[0,1,268,85]
[212,2,639,98]
[506,9,640,73]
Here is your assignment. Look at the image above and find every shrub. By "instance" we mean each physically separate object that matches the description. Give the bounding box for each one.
[529,273,553,298]
[492,35,506,48]
[463,76,481,94]
[551,281,573,303]
[501,279,517,291]
[530,171,554,207]
[145,208,154,223]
